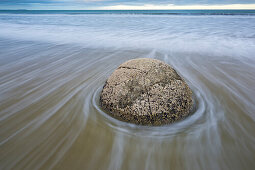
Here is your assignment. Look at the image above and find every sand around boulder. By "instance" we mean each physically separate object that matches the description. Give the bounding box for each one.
[100,58,193,126]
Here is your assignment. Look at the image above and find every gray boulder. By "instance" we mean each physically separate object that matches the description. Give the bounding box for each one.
[100,58,193,126]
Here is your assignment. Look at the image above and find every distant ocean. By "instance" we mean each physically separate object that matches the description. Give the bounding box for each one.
[0,9,255,15]
[1,9,255,170]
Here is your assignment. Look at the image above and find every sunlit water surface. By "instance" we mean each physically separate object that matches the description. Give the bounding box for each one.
[0,13,255,170]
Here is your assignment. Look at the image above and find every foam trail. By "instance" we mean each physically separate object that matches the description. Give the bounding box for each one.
[0,13,255,170]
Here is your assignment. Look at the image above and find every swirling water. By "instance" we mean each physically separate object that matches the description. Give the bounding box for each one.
[0,12,255,170]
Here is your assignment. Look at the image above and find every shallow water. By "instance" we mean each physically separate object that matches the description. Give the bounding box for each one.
[0,13,255,170]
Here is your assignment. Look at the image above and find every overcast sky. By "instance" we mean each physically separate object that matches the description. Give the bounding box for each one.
[1,0,255,10]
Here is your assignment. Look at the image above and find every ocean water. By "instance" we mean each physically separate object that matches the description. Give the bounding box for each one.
[0,10,255,170]
[1,9,255,15]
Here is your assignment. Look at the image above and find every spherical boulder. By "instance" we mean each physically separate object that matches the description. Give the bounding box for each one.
[100,58,193,126]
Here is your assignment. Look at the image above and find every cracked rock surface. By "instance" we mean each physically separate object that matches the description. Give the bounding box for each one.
[100,58,193,126]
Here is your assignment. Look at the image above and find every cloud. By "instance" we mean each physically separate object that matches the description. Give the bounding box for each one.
[82,0,107,1]
[97,3,255,10]
[1,0,255,9]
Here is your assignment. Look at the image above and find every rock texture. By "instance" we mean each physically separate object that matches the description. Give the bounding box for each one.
[100,58,193,125]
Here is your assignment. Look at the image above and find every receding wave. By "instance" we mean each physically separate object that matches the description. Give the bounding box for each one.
[0,13,255,169]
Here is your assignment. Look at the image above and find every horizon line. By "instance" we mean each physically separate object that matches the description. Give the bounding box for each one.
[0,3,255,10]
[1,9,255,10]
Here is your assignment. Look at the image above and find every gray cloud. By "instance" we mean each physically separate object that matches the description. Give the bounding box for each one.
[1,0,255,9]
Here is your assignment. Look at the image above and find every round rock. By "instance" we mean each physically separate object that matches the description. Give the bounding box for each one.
[100,58,193,125]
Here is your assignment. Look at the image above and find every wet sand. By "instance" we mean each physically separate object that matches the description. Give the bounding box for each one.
[0,38,255,169]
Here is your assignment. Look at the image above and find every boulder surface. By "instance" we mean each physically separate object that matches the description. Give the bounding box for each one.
[100,58,193,125]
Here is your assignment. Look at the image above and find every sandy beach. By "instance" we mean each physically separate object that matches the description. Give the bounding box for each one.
[1,11,255,169]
